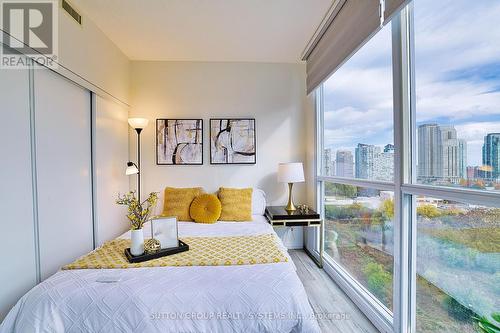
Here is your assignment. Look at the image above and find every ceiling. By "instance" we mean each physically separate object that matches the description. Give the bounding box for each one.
[71,0,333,63]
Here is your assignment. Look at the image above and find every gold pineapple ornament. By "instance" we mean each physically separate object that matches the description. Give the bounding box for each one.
[144,238,161,254]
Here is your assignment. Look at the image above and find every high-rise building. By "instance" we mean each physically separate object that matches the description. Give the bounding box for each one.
[458,139,467,179]
[467,166,485,180]
[336,150,354,178]
[373,148,394,181]
[440,126,460,182]
[355,144,380,179]
[384,144,395,153]
[323,148,335,176]
[418,124,464,183]
[418,124,442,180]
[467,166,477,179]
[323,148,334,176]
[482,133,500,180]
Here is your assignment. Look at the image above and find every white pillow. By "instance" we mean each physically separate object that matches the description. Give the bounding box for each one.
[252,188,267,215]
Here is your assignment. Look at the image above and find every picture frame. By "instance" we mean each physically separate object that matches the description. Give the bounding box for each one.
[156,119,203,165]
[210,118,256,165]
[150,216,179,249]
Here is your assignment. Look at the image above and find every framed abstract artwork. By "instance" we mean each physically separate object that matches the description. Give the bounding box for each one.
[210,118,256,164]
[156,119,203,165]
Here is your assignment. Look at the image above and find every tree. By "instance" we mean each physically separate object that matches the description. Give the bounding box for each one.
[443,208,463,216]
[474,180,486,189]
[381,199,394,219]
[325,182,357,198]
[442,296,476,323]
[368,199,394,251]
[417,204,441,219]
[363,262,391,304]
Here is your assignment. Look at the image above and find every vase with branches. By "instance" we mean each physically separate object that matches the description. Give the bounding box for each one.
[116,191,158,255]
[116,191,158,230]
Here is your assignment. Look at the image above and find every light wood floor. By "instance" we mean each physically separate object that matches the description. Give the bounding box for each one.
[289,250,379,333]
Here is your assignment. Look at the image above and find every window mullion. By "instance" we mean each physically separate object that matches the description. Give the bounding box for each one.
[392,4,414,333]
[317,85,324,177]
[314,87,324,255]
[407,4,417,332]
[401,183,500,208]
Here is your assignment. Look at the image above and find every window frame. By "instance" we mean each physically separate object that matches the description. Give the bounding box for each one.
[314,2,500,333]
[315,14,398,330]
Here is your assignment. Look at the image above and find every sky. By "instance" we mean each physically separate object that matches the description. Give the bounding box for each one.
[322,0,500,167]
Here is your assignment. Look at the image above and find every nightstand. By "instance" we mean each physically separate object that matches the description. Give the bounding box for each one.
[265,206,323,268]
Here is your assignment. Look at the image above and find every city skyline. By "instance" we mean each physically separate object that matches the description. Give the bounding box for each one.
[324,126,500,182]
[321,0,500,168]
[324,142,395,182]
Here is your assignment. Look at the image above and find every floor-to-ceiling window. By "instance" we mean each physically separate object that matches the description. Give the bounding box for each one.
[315,1,500,332]
[413,0,500,331]
[318,22,395,314]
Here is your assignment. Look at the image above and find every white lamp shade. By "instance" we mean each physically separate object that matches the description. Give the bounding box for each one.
[126,164,139,175]
[277,162,305,183]
[128,118,149,129]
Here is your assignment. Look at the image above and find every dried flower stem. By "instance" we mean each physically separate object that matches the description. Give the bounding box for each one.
[116,191,159,230]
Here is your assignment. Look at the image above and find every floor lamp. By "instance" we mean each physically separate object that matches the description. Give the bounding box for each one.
[126,118,149,202]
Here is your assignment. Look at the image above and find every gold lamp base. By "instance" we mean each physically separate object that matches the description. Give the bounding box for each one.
[285,182,297,212]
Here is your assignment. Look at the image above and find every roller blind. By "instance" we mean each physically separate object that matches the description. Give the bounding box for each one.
[384,0,410,21]
[304,0,381,94]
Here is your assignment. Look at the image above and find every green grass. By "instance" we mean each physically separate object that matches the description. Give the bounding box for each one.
[416,277,477,333]
[420,227,500,253]
[326,219,482,332]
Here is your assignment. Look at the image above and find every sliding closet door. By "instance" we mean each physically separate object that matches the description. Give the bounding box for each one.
[0,59,37,320]
[94,96,129,246]
[34,67,94,280]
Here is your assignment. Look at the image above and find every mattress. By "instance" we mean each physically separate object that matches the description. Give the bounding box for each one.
[0,216,320,333]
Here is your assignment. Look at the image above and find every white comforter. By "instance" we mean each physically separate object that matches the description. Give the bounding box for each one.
[1,216,320,333]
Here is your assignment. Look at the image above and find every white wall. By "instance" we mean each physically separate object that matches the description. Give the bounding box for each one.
[0,4,131,104]
[94,96,130,245]
[129,61,308,206]
[58,7,130,104]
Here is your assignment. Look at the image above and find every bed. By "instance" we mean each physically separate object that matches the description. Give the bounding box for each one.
[0,215,320,333]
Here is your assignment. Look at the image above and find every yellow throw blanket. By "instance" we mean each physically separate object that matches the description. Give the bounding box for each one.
[63,234,288,269]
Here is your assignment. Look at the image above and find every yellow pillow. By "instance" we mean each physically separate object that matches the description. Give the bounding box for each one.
[162,187,203,221]
[190,194,222,223]
[218,187,253,221]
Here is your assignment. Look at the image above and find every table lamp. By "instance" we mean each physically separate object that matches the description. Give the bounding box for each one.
[278,162,304,212]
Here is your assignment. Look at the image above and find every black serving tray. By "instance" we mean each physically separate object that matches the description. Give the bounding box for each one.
[124,240,189,263]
